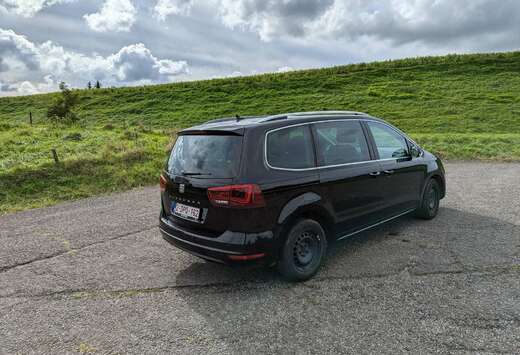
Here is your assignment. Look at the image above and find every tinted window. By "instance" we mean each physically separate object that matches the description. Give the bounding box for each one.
[313,121,370,166]
[168,135,242,178]
[267,126,315,169]
[367,122,409,159]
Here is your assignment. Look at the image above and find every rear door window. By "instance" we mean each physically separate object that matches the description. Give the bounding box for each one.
[366,122,409,159]
[168,134,242,178]
[266,125,315,169]
[313,120,371,166]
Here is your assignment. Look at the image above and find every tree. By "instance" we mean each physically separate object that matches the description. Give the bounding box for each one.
[95,80,101,89]
[47,82,79,122]
[87,81,92,89]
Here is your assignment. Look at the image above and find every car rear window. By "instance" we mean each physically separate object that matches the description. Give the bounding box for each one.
[266,126,315,169]
[167,134,242,178]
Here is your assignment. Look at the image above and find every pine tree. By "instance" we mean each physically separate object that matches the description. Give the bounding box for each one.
[87,81,92,90]
[95,80,101,89]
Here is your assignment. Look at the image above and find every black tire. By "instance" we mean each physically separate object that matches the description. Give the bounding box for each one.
[415,179,440,220]
[277,219,327,282]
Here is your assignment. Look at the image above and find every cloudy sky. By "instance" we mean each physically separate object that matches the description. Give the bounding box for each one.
[1,0,519,96]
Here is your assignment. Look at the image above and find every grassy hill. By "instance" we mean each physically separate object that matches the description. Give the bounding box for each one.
[1,51,520,213]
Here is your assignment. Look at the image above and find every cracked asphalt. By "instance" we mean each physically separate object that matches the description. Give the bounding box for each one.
[1,162,519,354]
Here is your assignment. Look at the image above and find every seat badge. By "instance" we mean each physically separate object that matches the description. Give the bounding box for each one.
[179,183,185,193]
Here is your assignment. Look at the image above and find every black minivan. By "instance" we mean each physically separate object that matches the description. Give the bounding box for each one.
[159,111,445,281]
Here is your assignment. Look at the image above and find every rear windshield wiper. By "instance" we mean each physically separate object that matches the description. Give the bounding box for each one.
[181,171,212,176]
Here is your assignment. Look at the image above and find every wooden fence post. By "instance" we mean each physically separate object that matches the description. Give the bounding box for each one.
[29,112,33,125]
[51,149,59,164]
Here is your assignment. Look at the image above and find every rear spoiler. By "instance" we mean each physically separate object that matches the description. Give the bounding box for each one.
[178,128,244,136]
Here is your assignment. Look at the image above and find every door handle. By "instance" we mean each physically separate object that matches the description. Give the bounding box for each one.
[383,170,395,175]
[369,171,381,177]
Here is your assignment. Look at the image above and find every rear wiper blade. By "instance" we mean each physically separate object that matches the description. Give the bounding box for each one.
[181,171,212,176]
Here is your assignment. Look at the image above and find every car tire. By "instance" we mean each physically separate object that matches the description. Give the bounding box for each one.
[277,219,327,282]
[415,179,440,220]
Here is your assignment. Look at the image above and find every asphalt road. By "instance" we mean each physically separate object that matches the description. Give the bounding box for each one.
[1,162,519,354]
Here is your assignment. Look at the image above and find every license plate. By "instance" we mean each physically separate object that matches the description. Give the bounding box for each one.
[172,202,200,221]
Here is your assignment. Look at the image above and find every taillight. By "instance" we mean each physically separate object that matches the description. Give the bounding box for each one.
[207,184,265,208]
[160,174,167,192]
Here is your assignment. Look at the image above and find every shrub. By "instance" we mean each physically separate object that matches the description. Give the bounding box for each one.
[47,82,79,122]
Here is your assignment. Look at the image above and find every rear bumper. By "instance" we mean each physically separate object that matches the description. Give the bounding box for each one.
[159,215,276,266]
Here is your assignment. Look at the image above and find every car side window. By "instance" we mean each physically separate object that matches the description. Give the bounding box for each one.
[367,121,409,159]
[313,121,371,166]
[267,125,315,169]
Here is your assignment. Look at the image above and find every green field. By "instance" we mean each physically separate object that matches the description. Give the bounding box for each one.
[1,52,520,214]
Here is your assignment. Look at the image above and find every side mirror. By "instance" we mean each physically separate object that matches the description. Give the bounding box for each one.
[410,145,421,158]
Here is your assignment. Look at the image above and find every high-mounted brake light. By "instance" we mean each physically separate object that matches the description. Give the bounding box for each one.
[207,184,265,208]
[160,174,167,192]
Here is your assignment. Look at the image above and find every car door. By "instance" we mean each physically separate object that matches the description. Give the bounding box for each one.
[312,120,386,237]
[364,120,425,216]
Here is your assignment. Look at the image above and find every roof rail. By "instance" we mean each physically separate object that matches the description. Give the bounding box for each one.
[289,111,367,117]
[260,114,288,122]
[261,111,367,123]
[204,117,236,124]
[205,115,267,124]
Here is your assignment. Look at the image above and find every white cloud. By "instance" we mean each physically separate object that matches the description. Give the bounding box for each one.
[0,81,16,92]
[15,81,38,95]
[215,0,520,45]
[277,66,294,73]
[13,75,56,95]
[0,28,188,96]
[0,29,39,71]
[84,0,137,32]
[109,43,188,81]
[308,0,520,44]
[154,0,193,21]
[0,0,73,17]
[216,0,334,41]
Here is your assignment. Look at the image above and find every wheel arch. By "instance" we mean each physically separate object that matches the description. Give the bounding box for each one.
[422,173,445,201]
[431,174,445,198]
[277,193,335,245]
